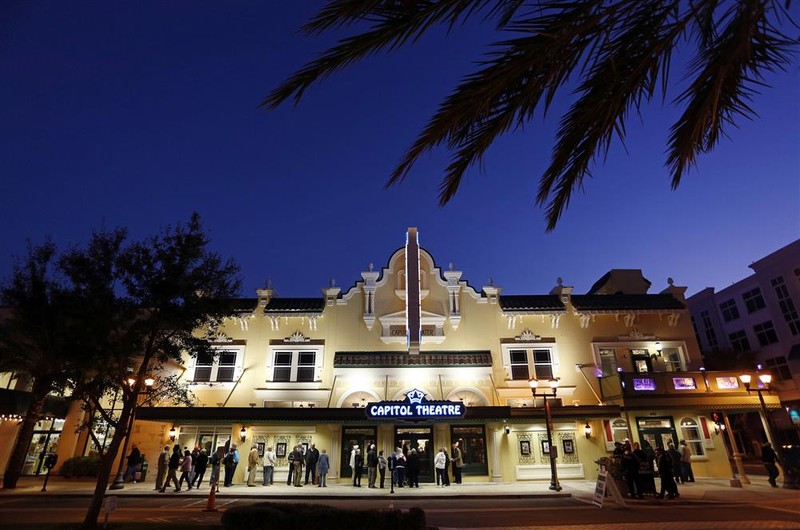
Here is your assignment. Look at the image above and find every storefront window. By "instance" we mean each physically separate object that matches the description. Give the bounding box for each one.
[450,425,488,475]
[610,419,629,444]
[23,418,64,475]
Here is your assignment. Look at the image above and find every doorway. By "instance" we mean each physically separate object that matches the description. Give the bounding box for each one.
[340,426,376,479]
[637,417,678,450]
[395,426,433,483]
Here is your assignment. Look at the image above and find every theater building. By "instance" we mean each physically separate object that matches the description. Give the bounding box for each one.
[2,228,781,485]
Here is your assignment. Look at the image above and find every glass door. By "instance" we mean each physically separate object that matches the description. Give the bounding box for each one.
[340,426,376,478]
[395,426,433,483]
[637,417,678,451]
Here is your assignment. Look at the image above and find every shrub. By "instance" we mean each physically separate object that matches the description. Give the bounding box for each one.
[221,502,426,530]
[59,456,101,478]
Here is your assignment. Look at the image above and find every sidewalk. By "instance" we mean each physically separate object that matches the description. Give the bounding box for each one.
[2,475,796,505]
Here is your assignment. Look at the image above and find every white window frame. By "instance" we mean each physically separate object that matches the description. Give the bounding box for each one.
[501,343,559,382]
[679,417,705,458]
[267,346,324,383]
[190,346,245,385]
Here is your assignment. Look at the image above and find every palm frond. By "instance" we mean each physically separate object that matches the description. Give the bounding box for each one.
[667,0,796,186]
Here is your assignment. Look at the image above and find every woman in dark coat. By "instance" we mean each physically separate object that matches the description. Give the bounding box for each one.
[406,449,420,488]
[656,446,680,499]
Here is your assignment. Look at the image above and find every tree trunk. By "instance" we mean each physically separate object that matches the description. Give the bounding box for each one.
[2,380,48,489]
[80,399,132,530]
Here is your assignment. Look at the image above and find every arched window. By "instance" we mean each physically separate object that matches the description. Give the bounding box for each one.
[679,417,704,456]
[611,419,629,444]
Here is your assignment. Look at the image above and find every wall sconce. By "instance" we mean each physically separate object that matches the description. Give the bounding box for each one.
[169,426,177,442]
[584,422,592,439]
[239,427,247,442]
[504,424,510,435]
[650,340,662,360]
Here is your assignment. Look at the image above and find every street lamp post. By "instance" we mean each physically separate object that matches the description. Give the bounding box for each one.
[738,371,797,490]
[529,377,562,492]
[109,376,154,490]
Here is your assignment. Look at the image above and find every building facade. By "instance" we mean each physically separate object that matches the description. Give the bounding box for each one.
[687,238,800,447]
[2,228,783,486]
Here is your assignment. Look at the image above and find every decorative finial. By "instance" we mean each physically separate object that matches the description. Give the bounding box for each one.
[265,278,272,289]
[329,278,336,287]
[667,277,674,286]
[368,262,374,272]
[557,277,563,286]
[449,262,454,271]
[488,276,494,286]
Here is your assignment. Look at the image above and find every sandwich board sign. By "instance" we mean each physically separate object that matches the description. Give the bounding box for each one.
[593,470,627,508]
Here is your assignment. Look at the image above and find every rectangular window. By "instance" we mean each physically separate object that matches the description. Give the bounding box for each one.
[270,349,321,382]
[728,330,751,353]
[742,287,766,314]
[509,350,530,380]
[771,276,800,336]
[532,349,553,379]
[719,299,740,322]
[764,356,792,382]
[700,310,718,350]
[504,345,556,381]
[662,348,683,372]
[753,321,779,347]
[193,348,242,383]
[599,348,618,377]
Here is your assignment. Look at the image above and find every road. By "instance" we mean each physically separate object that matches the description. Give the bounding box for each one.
[1,494,799,529]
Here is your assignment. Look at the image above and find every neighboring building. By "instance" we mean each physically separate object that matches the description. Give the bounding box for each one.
[1,229,782,486]
[687,239,800,447]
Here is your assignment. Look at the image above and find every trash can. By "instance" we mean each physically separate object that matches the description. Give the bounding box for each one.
[780,445,800,489]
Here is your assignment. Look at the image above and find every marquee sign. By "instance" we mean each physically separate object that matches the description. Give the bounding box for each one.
[365,388,466,421]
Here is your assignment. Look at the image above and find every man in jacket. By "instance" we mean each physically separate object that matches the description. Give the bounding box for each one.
[155,445,169,491]
[406,448,420,488]
[305,443,319,485]
[193,448,209,488]
[247,445,260,486]
[159,444,181,492]
[678,440,695,482]
[451,442,463,484]
[223,443,239,487]
[352,447,363,487]
[292,445,305,487]
[761,441,780,487]
[367,444,378,488]
[123,443,142,483]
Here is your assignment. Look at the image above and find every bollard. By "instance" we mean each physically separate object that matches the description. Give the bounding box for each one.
[203,479,218,512]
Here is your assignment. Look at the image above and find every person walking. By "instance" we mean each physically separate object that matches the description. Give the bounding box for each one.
[678,440,695,482]
[177,449,193,491]
[192,448,208,488]
[247,445,260,487]
[224,443,239,487]
[317,448,330,487]
[209,447,224,492]
[159,444,182,493]
[123,443,142,483]
[451,442,463,484]
[434,447,447,487]
[292,445,305,487]
[367,444,378,488]
[190,445,200,485]
[352,447,363,487]
[656,446,679,499]
[154,445,169,491]
[305,443,319,485]
[378,450,387,489]
[406,448,420,488]
[442,448,451,486]
[263,446,276,486]
[761,441,780,487]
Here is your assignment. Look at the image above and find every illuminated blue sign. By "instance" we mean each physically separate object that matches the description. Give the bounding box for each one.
[365,388,466,421]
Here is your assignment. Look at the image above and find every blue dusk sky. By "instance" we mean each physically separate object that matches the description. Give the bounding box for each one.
[1,1,798,299]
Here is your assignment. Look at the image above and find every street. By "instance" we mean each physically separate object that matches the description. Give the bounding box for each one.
[1,492,799,529]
